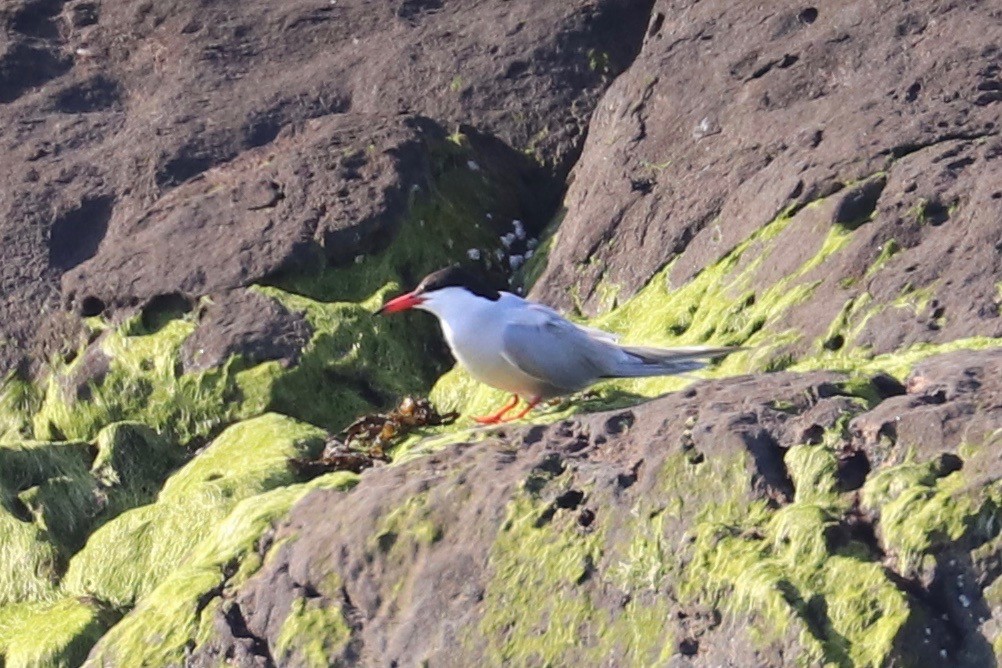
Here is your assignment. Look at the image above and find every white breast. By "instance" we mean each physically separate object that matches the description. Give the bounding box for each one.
[419,289,546,396]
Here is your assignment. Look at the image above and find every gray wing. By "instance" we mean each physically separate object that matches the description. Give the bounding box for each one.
[499,306,615,393]
[524,303,621,343]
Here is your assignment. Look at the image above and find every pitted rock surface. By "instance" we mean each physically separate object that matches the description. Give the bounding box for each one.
[194,357,1002,666]
[531,0,1002,362]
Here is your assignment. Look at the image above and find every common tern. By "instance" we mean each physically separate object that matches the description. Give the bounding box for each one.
[378,266,735,424]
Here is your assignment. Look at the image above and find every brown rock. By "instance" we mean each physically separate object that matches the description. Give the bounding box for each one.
[0,0,654,375]
[180,289,312,373]
[531,0,1002,366]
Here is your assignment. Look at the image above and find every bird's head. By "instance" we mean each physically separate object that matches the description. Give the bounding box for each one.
[377,266,502,318]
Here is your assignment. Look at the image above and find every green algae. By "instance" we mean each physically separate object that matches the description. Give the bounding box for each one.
[85,470,358,666]
[792,336,1002,382]
[258,291,450,434]
[371,494,442,554]
[33,319,273,446]
[478,488,607,665]
[0,373,41,442]
[862,458,1002,575]
[0,598,118,668]
[865,239,901,278]
[0,422,183,611]
[88,421,186,523]
[63,413,326,608]
[680,444,912,667]
[0,438,94,606]
[275,591,352,667]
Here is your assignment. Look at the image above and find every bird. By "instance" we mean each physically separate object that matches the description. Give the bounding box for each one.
[377,266,736,424]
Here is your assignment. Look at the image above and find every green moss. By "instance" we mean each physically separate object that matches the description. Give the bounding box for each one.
[478,489,607,665]
[0,373,41,442]
[862,459,1002,574]
[1,597,118,667]
[258,293,450,434]
[85,470,357,666]
[88,421,186,523]
[0,438,93,606]
[891,283,937,315]
[275,594,352,667]
[865,239,900,278]
[792,336,1002,381]
[62,414,326,607]
[0,421,184,610]
[33,320,272,446]
[679,444,915,666]
[371,494,442,554]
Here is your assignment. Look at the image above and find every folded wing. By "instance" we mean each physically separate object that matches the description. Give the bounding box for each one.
[500,304,736,391]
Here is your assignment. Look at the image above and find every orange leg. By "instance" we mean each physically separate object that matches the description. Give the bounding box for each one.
[508,396,541,421]
[472,394,520,424]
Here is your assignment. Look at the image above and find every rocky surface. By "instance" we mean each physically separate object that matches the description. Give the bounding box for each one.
[188,353,1002,666]
[532,0,1002,357]
[0,0,653,375]
[180,289,312,373]
[0,0,1000,666]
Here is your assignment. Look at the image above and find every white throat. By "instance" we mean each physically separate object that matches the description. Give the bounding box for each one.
[416,287,497,332]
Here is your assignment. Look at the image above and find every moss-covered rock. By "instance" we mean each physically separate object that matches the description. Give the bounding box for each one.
[62,414,325,608]
[0,598,119,668]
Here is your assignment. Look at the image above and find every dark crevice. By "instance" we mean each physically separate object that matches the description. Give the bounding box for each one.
[0,42,71,103]
[534,452,567,478]
[822,334,845,351]
[223,602,275,667]
[747,54,798,81]
[533,504,557,528]
[678,637,699,656]
[575,554,596,585]
[832,175,887,230]
[48,196,114,271]
[869,373,907,399]
[886,131,998,160]
[836,449,871,492]
[140,293,194,334]
[53,75,123,113]
[156,154,214,188]
[339,586,365,664]
[836,505,882,555]
[647,12,665,38]
[745,431,795,503]
[555,489,585,510]
[921,200,950,226]
[79,296,106,317]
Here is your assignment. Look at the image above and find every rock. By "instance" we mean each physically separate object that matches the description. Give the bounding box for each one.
[531,0,1002,365]
[60,115,438,313]
[0,0,653,376]
[181,289,312,373]
[850,348,1002,474]
[185,363,1000,666]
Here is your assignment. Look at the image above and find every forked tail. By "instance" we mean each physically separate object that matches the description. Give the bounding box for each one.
[603,345,737,378]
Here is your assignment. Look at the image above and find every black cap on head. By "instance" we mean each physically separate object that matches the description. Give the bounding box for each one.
[414,266,501,301]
